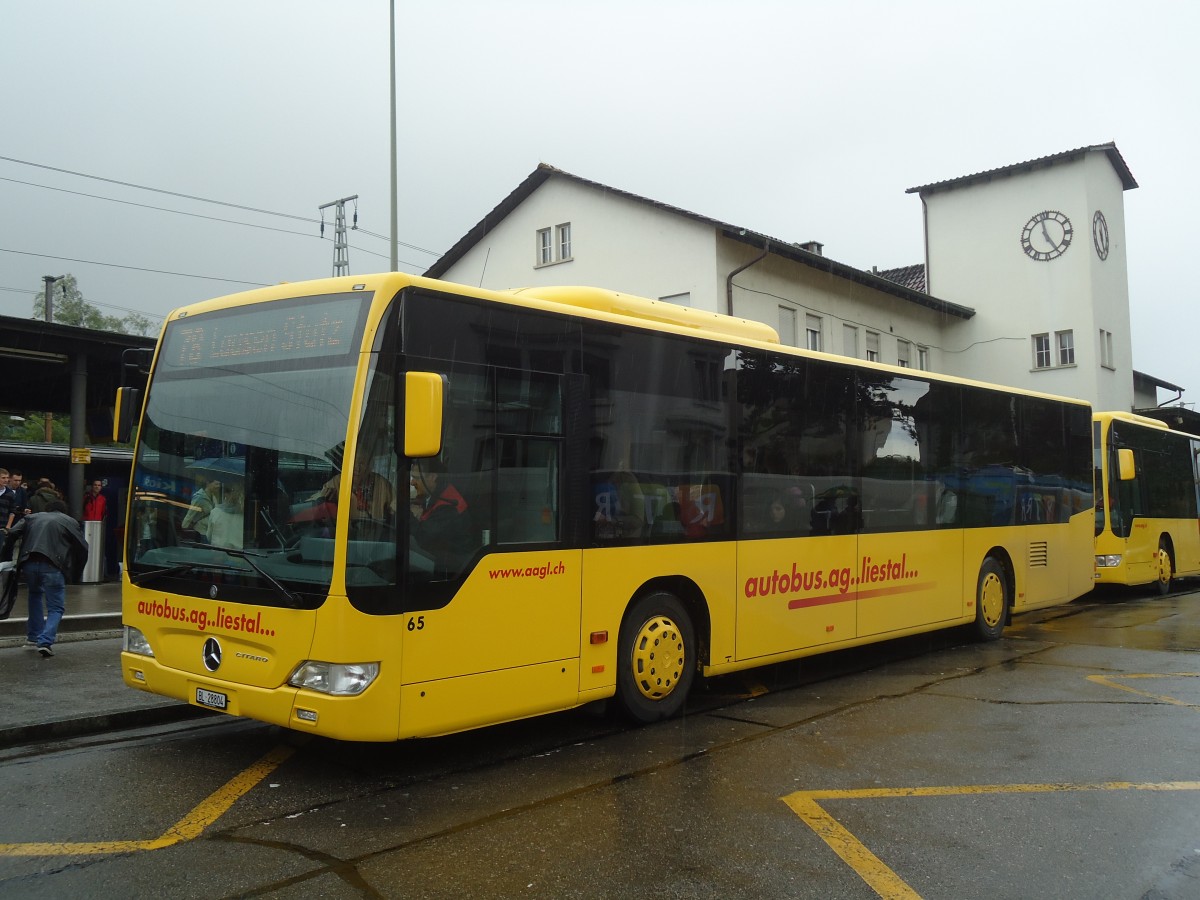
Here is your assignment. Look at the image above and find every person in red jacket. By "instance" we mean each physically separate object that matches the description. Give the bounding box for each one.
[409,458,471,573]
[83,478,107,522]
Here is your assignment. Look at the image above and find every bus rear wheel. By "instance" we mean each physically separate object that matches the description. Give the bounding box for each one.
[1154,541,1174,595]
[974,557,1008,642]
[615,591,696,724]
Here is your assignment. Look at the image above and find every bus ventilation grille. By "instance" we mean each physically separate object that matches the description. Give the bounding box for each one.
[1029,542,1049,568]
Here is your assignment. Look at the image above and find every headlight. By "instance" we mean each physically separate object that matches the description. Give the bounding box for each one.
[1095,554,1123,568]
[123,625,155,657]
[288,661,379,696]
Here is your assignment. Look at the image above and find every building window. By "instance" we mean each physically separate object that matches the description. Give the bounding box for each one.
[1057,330,1075,366]
[917,346,929,371]
[843,324,858,359]
[660,292,691,307]
[1099,329,1115,369]
[866,331,880,362]
[896,340,910,368]
[1033,334,1052,369]
[535,223,572,267]
[536,228,552,266]
[778,306,797,346]
[805,314,822,352]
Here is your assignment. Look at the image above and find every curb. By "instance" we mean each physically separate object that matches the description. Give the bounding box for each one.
[0,703,215,750]
[0,613,122,639]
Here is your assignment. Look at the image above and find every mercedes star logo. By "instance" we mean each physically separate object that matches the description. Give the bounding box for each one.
[202,637,222,672]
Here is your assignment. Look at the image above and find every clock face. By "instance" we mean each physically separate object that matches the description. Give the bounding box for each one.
[1092,210,1110,261]
[1020,210,1073,261]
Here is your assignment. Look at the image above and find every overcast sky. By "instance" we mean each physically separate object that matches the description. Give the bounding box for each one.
[4,1,1197,403]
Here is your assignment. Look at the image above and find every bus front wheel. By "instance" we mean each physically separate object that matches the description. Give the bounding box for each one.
[1155,541,1174,595]
[974,557,1009,642]
[615,591,696,724]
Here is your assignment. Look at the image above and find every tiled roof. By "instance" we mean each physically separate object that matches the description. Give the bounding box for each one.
[875,264,926,293]
[906,143,1137,196]
[426,164,974,320]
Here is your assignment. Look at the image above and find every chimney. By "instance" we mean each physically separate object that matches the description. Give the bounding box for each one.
[797,240,824,256]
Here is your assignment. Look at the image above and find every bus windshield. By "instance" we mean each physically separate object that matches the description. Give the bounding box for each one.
[126,292,369,607]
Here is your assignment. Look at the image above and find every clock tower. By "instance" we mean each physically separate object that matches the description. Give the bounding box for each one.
[907,143,1137,411]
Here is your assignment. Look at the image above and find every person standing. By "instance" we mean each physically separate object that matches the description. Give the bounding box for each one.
[29,478,61,513]
[0,468,15,537]
[6,469,29,530]
[1,498,88,657]
[181,477,221,541]
[83,478,107,522]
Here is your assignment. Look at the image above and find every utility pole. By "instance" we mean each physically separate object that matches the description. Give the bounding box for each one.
[42,275,64,442]
[318,196,358,276]
[43,274,63,323]
[390,0,399,272]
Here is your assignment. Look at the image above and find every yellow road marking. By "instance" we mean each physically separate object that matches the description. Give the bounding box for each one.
[782,791,920,900]
[1088,672,1200,709]
[783,671,1200,898]
[0,743,295,857]
[783,781,1200,899]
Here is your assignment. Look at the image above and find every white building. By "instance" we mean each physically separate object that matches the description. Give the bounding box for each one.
[908,144,1137,411]
[427,143,1178,414]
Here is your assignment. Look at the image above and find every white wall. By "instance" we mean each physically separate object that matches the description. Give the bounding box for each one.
[923,151,1133,409]
[721,245,948,369]
[436,158,1137,408]
[440,178,719,307]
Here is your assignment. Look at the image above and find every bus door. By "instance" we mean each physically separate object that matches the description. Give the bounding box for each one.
[397,367,584,736]
[856,375,962,636]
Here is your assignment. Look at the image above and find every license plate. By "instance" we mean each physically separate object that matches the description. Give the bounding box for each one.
[196,687,228,710]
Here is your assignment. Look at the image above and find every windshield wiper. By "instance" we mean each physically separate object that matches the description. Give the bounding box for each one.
[207,546,301,608]
[130,558,248,587]
[131,544,302,608]
[130,563,200,587]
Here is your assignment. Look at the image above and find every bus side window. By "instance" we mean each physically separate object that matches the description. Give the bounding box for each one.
[679,481,725,537]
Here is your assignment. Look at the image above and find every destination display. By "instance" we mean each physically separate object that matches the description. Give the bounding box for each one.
[160,293,368,370]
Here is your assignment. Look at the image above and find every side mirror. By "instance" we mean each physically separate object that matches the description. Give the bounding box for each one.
[1117,448,1136,481]
[113,386,142,443]
[404,372,444,458]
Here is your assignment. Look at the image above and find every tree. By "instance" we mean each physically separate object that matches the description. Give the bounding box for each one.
[33,274,155,336]
[4,412,70,444]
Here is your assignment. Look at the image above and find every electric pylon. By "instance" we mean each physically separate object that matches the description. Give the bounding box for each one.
[318,195,359,276]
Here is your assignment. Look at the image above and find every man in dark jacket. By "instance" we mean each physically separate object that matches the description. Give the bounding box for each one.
[0,468,15,538]
[1,499,88,657]
[5,469,29,530]
[28,478,62,514]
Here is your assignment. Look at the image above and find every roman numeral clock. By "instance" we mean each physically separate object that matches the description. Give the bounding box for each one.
[1020,210,1073,261]
[1092,210,1110,260]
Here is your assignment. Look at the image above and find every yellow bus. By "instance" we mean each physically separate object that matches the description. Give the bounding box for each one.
[117,273,1095,741]
[1093,410,1200,592]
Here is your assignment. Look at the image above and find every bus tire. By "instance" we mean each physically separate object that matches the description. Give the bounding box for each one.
[973,557,1008,642]
[1154,540,1174,595]
[615,591,696,724]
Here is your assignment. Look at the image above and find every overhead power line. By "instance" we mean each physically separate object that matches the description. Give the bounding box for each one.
[1,154,314,223]
[0,247,267,287]
[0,155,443,257]
[0,175,427,268]
[0,284,164,322]
[1,175,320,239]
